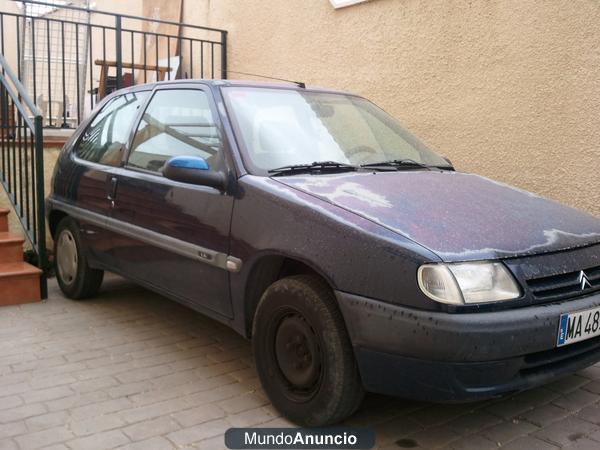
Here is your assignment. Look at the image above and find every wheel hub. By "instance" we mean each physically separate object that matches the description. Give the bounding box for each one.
[56,229,78,286]
[275,314,321,389]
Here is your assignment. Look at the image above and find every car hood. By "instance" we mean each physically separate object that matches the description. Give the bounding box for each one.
[273,171,600,261]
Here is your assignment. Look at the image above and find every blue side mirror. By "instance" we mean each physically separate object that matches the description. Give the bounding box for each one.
[166,156,210,170]
[162,156,226,190]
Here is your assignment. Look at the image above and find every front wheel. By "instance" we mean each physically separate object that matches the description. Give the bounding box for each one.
[54,217,104,299]
[252,275,364,426]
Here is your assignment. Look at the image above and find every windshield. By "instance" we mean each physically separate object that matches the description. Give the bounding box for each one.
[222,86,450,175]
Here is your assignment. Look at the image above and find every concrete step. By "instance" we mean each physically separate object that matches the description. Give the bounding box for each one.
[0,261,41,305]
[0,208,8,233]
[0,232,25,264]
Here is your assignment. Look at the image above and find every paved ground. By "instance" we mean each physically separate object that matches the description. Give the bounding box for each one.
[2,277,600,449]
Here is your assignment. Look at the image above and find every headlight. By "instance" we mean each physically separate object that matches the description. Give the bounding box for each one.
[417,261,521,305]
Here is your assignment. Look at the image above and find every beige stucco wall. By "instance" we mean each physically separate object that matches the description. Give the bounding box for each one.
[2,0,599,251]
[180,0,599,217]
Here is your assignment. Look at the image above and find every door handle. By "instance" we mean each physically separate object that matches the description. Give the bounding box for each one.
[107,176,118,202]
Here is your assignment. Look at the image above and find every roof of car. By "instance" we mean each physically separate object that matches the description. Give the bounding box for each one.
[120,79,352,96]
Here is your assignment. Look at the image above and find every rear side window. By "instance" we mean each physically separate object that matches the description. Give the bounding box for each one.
[127,89,222,173]
[76,91,149,166]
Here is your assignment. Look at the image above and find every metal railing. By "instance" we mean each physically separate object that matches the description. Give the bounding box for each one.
[0,52,47,298]
[2,0,227,128]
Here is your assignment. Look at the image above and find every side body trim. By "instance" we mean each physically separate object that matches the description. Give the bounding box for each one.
[49,198,242,272]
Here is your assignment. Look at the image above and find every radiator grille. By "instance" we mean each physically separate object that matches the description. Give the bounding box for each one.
[526,265,600,301]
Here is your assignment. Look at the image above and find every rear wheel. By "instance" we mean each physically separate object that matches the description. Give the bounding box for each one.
[252,275,364,426]
[54,217,103,299]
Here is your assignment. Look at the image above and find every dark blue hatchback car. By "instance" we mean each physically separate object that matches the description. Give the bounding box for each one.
[47,80,600,426]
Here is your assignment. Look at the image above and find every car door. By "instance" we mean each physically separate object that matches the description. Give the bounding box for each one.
[69,91,150,268]
[110,85,235,317]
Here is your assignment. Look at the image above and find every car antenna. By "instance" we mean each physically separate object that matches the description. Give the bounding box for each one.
[226,70,306,88]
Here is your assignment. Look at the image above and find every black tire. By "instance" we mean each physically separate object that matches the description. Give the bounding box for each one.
[54,217,104,299]
[252,274,364,426]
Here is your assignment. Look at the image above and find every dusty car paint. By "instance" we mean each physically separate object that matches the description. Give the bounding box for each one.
[276,171,600,261]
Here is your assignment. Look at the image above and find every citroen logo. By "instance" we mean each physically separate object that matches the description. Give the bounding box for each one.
[579,271,592,290]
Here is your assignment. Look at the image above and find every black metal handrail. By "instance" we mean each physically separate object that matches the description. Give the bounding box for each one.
[0,52,47,298]
[3,0,228,128]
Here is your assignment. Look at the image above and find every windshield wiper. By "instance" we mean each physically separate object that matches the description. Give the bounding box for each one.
[360,159,448,171]
[268,161,358,176]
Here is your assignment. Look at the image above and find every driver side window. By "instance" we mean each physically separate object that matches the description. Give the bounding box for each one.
[127,89,222,173]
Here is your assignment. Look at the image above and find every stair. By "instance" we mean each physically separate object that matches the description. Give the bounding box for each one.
[0,208,41,305]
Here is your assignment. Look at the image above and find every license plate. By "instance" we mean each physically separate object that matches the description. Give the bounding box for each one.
[557,306,600,347]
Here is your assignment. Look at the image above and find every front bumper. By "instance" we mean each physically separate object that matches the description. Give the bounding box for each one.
[336,290,600,402]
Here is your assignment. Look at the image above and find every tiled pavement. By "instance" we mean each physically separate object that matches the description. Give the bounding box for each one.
[2,276,600,449]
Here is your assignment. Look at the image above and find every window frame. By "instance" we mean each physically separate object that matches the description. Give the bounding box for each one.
[123,83,227,178]
[71,89,152,169]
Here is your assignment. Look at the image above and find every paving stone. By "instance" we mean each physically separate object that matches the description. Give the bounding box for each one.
[546,375,591,394]
[66,429,130,450]
[186,383,250,406]
[444,410,502,435]
[578,403,600,425]
[45,390,109,413]
[40,444,70,450]
[0,403,47,424]
[22,386,73,404]
[585,427,600,443]
[448,434,498,450]
[0,383,29,397]
[520,403,571,427]
[582,379,600,394]
[552,389,600,412]
[373,416,423,445]
[533,415,598,447]
[0,422,27,439]
[404,403,474,428]
[0,396,22,412]
[481,418,540,445]
[121,415,180,442]
[69,413,126,436]
[115,436,173,450]
[30,374,78,390]
[12,356,67,373]
[406,424,460,448]
[171,405,226,428]
[25,411,69,432]
[217,392,268,414]
[121,397,193,424]
[226,406,278,427]
[484,388,558,420]
[14,425,74,449]
[562,437,600,449]
[69,376,119,394]
[197,360,248,379]
[578,366,600,380]
[64,349,107,363]
[115,363,175,384]
[107,381,148,399]
[70,397,132,421]
[131,374,233,407]
[500,436,560,449]
[166,418,230,446]
[0,439,18,450]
